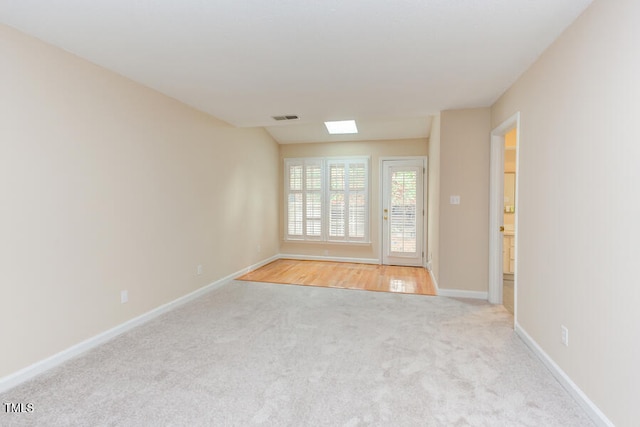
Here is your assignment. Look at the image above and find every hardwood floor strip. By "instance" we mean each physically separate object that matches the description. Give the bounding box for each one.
[237,259,437,296]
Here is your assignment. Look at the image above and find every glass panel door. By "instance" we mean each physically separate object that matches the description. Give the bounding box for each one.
[382,159,425,266]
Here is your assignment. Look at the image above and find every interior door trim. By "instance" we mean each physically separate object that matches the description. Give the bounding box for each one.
[488,112,520,327]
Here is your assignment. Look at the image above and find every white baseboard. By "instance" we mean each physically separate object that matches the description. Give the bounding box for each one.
[278,253,380,265]
[515,323,613,427]
[237,254,280,274]
[437,289,488,299]
[0,254,279,394]
[424,264,485,300]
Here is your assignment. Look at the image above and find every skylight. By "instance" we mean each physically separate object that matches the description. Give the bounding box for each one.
[324,120,358,135]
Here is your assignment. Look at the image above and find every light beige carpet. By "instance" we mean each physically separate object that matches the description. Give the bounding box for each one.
[0,281,594,426]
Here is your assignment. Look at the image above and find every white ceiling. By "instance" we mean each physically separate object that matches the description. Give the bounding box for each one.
[269,116,432,144]
[0,0,592,143]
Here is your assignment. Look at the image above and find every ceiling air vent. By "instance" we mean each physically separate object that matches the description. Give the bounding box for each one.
[272,115,299,121]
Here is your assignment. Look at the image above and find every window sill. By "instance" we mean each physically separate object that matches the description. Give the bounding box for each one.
[283,239,372,246]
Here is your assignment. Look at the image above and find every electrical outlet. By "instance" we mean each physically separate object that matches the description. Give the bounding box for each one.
[450,195,461,205]
[561,325,569,346]
[120,290,128,304]
[197,265,203,275]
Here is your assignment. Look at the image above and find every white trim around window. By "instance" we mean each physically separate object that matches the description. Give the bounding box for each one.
[284,156,370,243]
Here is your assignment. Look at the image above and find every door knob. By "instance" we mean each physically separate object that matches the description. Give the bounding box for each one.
[384,216,388,220]
[499,226,505,232]
[383,209,388,213]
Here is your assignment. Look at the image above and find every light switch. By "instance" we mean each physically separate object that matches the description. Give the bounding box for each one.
[450,195,461,205]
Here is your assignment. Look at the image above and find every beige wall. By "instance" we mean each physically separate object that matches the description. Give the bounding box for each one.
[504,138,517,228]
[504,128,517,148]
[279,139,428,260]
[503,212,515,228]
[504,127,517,174]
[491,0,640,424]
[504,150,516,173]
[427,114,441,282]
[0,25,280,378]
[439,108,491,292]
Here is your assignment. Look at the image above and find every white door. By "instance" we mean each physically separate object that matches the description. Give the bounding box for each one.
[382,159,425,266]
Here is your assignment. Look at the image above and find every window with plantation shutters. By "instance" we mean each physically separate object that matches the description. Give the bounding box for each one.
[284,157,369,243]
[328,160,367,242]
[285,159,323,240]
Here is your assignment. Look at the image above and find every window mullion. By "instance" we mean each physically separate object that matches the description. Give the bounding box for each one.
[302,165,307,238]
[322,160,327,240]
[344,161,350,241]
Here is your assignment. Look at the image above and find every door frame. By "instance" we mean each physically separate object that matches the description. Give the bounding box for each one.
[488,113,520,322]
[379,156,428,267]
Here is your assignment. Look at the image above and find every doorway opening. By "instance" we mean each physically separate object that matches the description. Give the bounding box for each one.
[489,113,519,322]
[502,129,517,314]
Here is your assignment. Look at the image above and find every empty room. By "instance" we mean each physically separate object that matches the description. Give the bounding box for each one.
[1,0,638,425]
